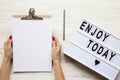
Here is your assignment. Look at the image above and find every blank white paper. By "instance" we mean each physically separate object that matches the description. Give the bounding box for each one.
[12,18,52,72]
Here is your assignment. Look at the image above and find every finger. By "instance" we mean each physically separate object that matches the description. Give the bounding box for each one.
[52,35,57,45]
[52,41,56,49]
[6,37,10,45]
[54,36,60,47]
[9,35,12,40]
[8,39,12,48]
[4,41,7,49]
[5,35,12,45]
[52,35,55,41]
[8,35,13,48]
[4,35,12,49]
[7,35,12,48]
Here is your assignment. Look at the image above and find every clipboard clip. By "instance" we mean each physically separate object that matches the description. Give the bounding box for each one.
[21,8,43,20]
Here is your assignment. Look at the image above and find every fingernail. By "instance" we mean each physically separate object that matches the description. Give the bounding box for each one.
[52,36,55,41]
[9,35,12,40]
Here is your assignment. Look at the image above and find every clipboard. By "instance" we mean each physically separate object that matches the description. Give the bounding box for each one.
[13,8,51,19]
[12,8,52,72]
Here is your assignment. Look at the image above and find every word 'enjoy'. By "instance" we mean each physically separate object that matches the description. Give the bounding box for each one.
[80,21,109,42]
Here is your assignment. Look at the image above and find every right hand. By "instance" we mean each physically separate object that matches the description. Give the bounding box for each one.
[52,35,61,63]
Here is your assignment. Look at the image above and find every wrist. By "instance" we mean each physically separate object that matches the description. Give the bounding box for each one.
[53,59,60,64]
[3,56,12,62]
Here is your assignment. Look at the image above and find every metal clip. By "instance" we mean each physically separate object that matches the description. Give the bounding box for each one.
[21,8,43,20]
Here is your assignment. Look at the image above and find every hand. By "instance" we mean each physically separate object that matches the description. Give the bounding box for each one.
[52,35,61,63]
[52,36,65,80]
[4,35,13,60]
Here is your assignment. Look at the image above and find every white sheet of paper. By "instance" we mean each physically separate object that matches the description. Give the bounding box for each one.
[12,18,52,72]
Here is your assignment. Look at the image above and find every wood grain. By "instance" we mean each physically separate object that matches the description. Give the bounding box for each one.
[0,0,120,80]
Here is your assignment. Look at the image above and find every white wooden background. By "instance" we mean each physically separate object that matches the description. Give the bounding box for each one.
[0,0,120,80]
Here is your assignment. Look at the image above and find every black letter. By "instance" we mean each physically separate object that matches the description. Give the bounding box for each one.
[85,24,92,33]
[103,33,109,42]
[87,40,93,48]
[80,21,87,30]
[97,46,104,54]
[91,28,97,36]
[96,31,103,39]
[92,43,98,51]
[109,52,116,61]
[102,50,109,59]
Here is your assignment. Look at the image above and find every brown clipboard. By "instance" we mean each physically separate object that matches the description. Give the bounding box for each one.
[13,8,51,19]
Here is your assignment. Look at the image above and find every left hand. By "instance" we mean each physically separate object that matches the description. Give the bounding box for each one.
[4,35,13,60]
